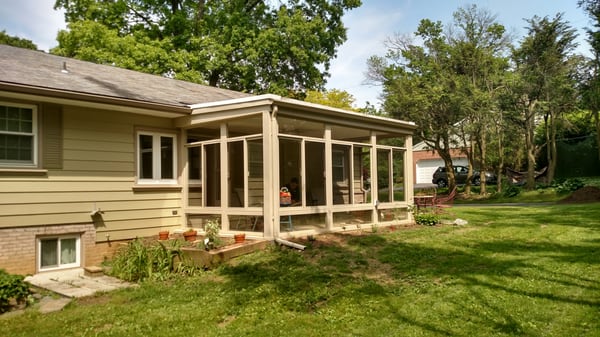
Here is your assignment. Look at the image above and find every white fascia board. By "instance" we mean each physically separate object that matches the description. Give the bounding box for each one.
[187,94,281,110]
[189,94,415,129]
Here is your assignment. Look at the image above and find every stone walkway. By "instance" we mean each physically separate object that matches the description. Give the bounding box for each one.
[23,268,134,313]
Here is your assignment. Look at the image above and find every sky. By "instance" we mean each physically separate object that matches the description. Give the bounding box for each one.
[0,0,593,108]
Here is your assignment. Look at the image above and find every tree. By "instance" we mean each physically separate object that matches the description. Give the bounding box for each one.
[366,5,510,194]
[304,89,357,110]
[366,19,466,191]
[446,5,510,194]
[578,0,600,161]
[512,14,578,187]
[0,30,38,50]
[52,0,361,97]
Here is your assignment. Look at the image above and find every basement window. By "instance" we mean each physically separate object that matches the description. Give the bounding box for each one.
[38,235,80,271]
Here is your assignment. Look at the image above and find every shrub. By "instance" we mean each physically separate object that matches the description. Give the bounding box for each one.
[108,239,196,282]
[204,219,223,249]
[503,184,521,198]
[414,213,439,226]
[554,178,585,194]
[0,269,30,313]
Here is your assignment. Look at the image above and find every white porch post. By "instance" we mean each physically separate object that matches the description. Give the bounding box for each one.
[220,123,229,231]
[180,128,189,226]
[370,131,379,224]
[324,125,333,229]
[263,108,277,238]
[405,135,414,207]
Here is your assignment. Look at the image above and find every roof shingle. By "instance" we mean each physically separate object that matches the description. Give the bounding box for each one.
[0,45,251,107]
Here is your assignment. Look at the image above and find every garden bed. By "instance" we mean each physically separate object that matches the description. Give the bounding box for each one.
[178,239,271,269]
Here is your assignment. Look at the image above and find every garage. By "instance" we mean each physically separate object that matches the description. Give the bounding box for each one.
[416,158,468,184]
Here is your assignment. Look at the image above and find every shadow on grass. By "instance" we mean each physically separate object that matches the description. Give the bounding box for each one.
[215,206,600,335]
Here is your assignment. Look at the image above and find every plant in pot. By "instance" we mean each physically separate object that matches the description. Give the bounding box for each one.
[183,228,198,242]
[158,230,169,240]
[203,219,222,250]
[234,233,246,243]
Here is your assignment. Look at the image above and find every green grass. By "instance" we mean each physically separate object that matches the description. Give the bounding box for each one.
[2,203,600,336]
[455,176,600,204]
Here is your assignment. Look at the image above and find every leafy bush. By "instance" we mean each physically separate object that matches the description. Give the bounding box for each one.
[0,269,30,313]
[554,178,585,194]
[503,184,521,198]
[414,213,439,226]
[108,239,196,282]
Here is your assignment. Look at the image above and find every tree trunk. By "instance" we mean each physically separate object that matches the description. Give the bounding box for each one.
[464,137,475,195]
[195,0,206,34]
[525,101,537,190]
[478,133,487,194]
[496,113,504,193]
[595,109,600,161]
[436,137,456,191]
[547,111,557,183]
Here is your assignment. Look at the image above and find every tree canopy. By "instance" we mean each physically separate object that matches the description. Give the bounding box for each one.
[0,30,38,50]
[52,0,361,97]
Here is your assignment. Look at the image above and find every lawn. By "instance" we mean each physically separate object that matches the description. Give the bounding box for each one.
[2,203,599,337]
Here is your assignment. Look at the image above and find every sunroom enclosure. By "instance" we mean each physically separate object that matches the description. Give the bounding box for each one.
[179,96,415,238]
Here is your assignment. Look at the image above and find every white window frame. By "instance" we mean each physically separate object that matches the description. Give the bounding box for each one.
[332,149,347,182]
[37,235,81,271]
[136,131,178,185]
[0,102,38,167]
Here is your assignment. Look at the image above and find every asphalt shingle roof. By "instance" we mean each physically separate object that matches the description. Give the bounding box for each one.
[0,45,251,107]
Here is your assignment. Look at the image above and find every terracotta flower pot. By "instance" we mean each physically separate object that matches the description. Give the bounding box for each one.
[183,230,198,242]
[158,230,169,240]
[234,233,246,244]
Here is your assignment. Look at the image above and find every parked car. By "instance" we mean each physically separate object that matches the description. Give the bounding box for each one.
[432,165,497,187]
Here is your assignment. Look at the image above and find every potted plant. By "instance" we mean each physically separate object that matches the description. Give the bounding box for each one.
[158,230,169,240]
[183,229,198,242]
[234,233,246,244]
[203,219,222,250]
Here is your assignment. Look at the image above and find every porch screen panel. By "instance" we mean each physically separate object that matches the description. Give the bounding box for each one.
[248,139,264,206]
[188,146,202,206]
[393,149,405,201]
[353,146,370,204]
[229,141,244,207]
[279,138,301,205]
[305,141,325,206]
[332,144,350,205]
[205,143,221,207]
[377,149,392,203]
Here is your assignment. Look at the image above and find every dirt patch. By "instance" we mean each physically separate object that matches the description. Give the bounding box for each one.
[558,186,600,204]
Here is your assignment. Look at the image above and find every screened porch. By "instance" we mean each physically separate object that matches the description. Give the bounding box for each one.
[179,96,415,238]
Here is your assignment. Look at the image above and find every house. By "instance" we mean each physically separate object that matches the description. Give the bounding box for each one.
[0,45,416,275]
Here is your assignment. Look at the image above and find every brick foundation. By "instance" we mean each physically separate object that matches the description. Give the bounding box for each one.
[0,223,120,275]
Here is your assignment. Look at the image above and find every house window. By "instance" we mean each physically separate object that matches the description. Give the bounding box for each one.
[38,235,80,271]
[332,149,347,182]
[137,132,177,184]
[0,103,37,167]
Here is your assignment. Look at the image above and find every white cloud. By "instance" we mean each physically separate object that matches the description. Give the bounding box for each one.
[0,0,66,51]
